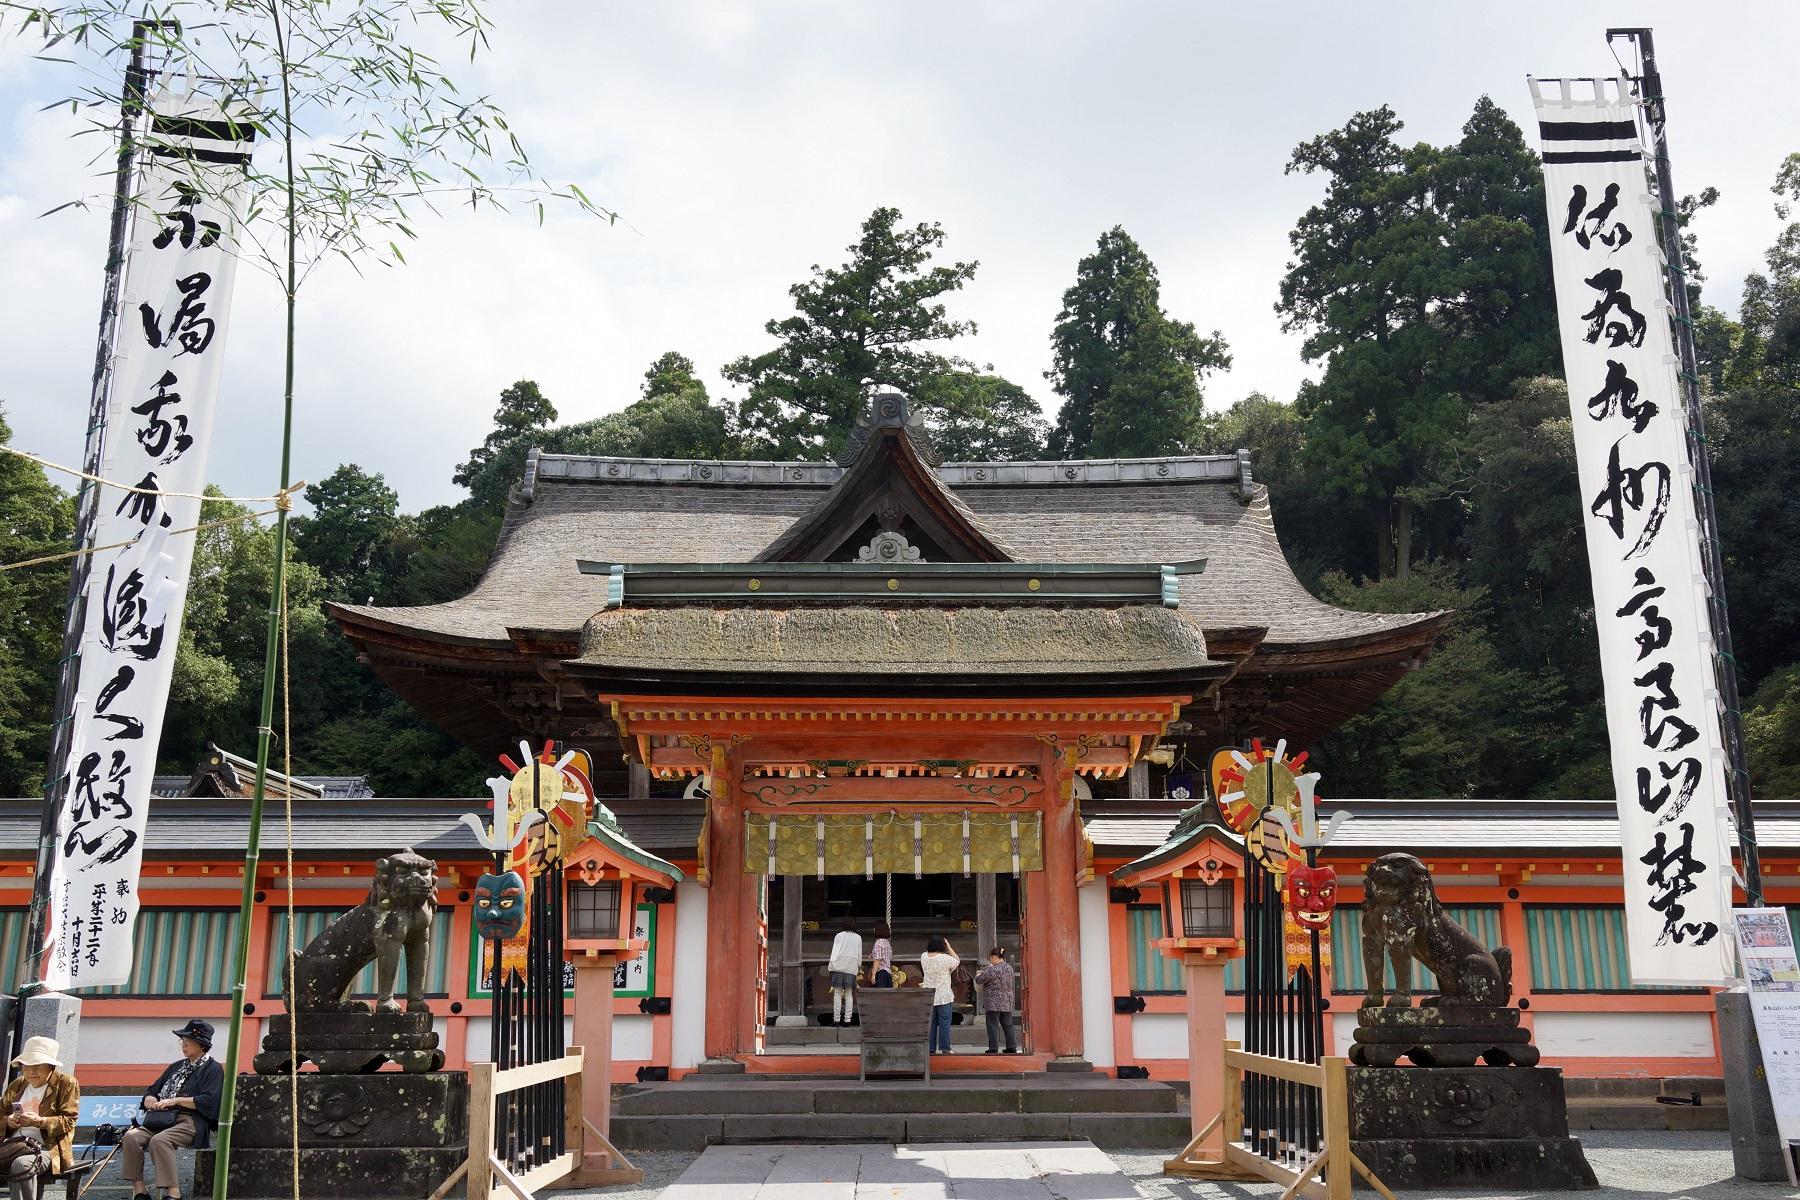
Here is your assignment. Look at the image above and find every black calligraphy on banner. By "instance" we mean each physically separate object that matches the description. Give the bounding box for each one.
[1590,439,1671,559]
[152,182,222,250]
[1587,360,1657,433]
[1638,756,1703,821]
[1580,267,1649,348]
[1562,183,1635,252]
[1545,145,1723,955]
[98,557,167,662]
[64,750,136,866]
[131,372,193,463]
[1634,661,1700,753]
[114,472,173,530]
[1617,568,1672,660]
[46,94,251,990]
[1639,823,1720,946]
[92,664,143,741]
[138,271,216,356]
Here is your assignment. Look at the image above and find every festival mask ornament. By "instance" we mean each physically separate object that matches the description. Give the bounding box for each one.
[473,870,527,940]
[1263,765,1349,978]
[1285,864,1339,930]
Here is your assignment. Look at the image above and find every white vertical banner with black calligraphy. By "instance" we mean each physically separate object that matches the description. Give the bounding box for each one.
[42,86,253,990]
[1530,76,1734,984]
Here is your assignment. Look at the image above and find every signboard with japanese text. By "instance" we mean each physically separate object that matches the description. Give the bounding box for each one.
[1531,75,1734,984]
[1731,909,1800,1184]
[42,86,252,989]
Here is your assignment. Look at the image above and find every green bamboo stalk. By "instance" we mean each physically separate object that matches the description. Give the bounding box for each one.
[213,4,299,1194]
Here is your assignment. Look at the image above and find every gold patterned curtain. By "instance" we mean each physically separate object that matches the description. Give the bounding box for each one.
[742,811,1044,877]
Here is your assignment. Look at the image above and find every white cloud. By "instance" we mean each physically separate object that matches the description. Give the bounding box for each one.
[0,0,1793,510]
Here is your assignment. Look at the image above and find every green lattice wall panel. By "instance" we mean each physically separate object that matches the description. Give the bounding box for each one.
[1331,905,1504,993]
[1125,904,1245,993]
[1127,905,1184,993]
[265,908,451,998]
[81,908,241,997]
[1525,905,1691,992]
[0,909,26,995]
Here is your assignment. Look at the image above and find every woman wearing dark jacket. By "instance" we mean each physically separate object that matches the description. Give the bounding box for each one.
[120,1021,223,1200]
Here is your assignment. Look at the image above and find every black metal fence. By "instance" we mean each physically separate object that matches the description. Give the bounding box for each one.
[488,754,568,1180]
[1237,783,1326,1170]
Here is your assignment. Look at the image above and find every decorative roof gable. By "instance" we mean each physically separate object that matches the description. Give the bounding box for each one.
[1111,798,1245,885]
[755,392,1015,563]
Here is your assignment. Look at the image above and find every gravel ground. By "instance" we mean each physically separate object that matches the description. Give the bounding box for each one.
[60,1131,1800,1198]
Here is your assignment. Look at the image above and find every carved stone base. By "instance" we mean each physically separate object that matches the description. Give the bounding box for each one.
[1349,1004,1540,1068]
[1348,1066,1597,1191]
[195,1072,468,1199]
[253,1012,445,1075]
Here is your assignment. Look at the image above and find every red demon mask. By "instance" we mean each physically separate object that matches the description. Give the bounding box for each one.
[1285,864,1338,930]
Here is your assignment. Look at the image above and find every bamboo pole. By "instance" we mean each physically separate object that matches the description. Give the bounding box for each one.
[211,6,302,1194]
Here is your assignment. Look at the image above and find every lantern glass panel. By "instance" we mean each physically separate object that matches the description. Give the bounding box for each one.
[569,880,621,939]
[1180,879,1233,938]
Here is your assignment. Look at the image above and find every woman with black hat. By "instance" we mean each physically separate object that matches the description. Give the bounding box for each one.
[119,1020,222,1200]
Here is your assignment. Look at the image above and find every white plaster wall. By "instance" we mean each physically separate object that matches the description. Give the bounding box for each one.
[1132,1012,1188,1059]
[73,1018,184,1067]
[1225,1012,1244,1045]
[670,881,709,1068]
[611,1014,655,1061]
[1077,885,1114,1067]
[463,1017,575,1063]
[1533,1011,1716,1059]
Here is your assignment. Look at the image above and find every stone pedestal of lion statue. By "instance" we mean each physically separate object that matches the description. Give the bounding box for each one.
[196,851,465,1199]
[1344,852,1598,1191]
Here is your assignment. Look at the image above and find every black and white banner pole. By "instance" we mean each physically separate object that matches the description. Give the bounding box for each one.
[1605,25,1763,906]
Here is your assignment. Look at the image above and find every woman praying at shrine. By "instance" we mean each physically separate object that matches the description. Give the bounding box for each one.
[869,921,894,988]
[0,1037,78,1200]
[121,1020,224,1200]
[975,946,1019,1054]
[827,916,865,1025]
[920,936,960,1054]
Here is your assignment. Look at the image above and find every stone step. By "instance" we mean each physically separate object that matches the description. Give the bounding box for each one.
[1566,1098,1729,1131]
[1560,1074,1725,1101]
[614,1076,1181,1118]
[611,1110,1192,1151]
[1661,1075,1728,1101]
[765,1022,1018,1047]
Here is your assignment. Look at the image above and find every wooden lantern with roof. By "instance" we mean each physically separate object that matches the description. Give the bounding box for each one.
[1113,799,1246,1160]
[563,805,681,955]
[563,804,681,1183]
[1112,801,1245,962]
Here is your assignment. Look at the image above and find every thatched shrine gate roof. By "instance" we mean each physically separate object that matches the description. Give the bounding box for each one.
[329,395,1447,774]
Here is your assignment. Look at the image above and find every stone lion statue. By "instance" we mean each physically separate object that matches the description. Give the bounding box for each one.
[289,850,438,1013]
[1360,852,1511,1009]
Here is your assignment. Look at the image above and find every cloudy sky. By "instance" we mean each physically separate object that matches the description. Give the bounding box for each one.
[2,1,1795,512]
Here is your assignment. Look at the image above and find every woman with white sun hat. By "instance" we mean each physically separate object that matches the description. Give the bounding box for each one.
[0,1036,80,1200]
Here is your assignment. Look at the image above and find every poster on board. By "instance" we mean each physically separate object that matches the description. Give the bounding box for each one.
[1731,908,1800,1184]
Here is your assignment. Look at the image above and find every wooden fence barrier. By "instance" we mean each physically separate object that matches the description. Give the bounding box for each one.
[427,1045,643,1200]
[1165,1041,1394,1200]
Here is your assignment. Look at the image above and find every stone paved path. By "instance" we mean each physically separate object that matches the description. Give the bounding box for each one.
[562,1131,1800,1200]
[656,1141,1141,1199]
